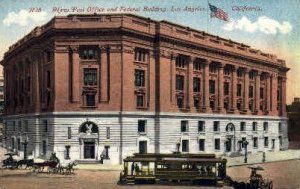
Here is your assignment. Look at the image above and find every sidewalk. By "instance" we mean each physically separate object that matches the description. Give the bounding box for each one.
[223,149,300,167]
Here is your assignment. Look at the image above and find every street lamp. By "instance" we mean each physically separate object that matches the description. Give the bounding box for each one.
[22,134,29,160]
[242,140,249,163]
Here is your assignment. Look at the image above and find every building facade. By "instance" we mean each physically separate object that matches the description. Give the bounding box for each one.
[1,14,289,164]
[287,98,300,148]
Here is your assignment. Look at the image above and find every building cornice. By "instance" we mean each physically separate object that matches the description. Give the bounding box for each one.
[1,14,288,72]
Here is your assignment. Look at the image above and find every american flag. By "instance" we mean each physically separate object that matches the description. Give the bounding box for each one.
[209,3,229,22]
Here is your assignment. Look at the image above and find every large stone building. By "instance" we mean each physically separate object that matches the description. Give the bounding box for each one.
[1,14,289,164]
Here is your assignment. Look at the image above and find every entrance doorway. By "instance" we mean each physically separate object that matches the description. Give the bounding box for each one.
[225,138,232,152]
[84,142,95,159]
[139,141,147,154]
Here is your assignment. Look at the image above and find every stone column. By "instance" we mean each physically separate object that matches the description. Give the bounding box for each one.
[281,77,287,116]
[271,73,278,116]
[100,45,109,102]
[202,60,211,113]
[188,57,195,111]
[265,73,271,114]
[218,63,225,113]
[171,53,177,104]
[255,71,262,115]
[70,46,80,102]
[243,68,250,114]
[230,66,238,113]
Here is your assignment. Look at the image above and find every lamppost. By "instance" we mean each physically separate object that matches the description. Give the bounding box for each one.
[242,140,249,163]
[22,134,29,160]
[176,139,181,153]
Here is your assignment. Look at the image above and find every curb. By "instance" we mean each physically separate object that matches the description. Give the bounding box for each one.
[227,158,300,167]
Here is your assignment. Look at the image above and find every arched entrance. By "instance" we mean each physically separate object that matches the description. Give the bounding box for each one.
[79,122,99,160]
[225,123,236,153]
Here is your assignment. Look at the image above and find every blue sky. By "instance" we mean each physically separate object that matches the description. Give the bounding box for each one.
[0,0,299,103]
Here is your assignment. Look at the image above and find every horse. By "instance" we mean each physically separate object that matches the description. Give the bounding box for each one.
[16,159,34,169]
[60,161,77,175]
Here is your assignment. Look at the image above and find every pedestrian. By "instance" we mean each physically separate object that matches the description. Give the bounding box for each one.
[262,152,266,162]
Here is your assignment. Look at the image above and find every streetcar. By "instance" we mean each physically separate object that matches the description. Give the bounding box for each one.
[119,153,227,186]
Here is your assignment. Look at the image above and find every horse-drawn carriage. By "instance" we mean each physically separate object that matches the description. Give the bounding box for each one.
[225,165,273,189]
[2,153,18,169]
[2,152,77,175]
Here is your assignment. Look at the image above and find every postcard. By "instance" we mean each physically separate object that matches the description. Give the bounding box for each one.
[0,0,299,189]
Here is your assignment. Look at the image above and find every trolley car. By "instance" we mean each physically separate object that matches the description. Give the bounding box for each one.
[119,153,227,185]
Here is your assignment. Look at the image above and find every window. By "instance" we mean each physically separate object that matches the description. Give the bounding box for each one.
[224,82,229,95]
[237,101,241,111]
[46,70,51,88]
[176,56,187,68]
[279,136,282,146]
[42,141,47,155]
[237,69,243,77]
[43,120,48,133]
[237,84,242,97]
[65,146,70,160]
[193,77,201,92]
[106,127,110,139]
[193,61,202,70]
[13,121,16,131]
[139,141,147,154]
[199,139,205,151]
[198,121,205,132]
[253,137,258,148]
[80,46,99,60]
[194,98,199,109]
[209,64,217,73]
[240,122,246,131]
[18,121,22,132]
[138,120,146,133]
[24,120,29,132]
[263,122,268,132]
[182,140,189,152]
[210,100,215,110]
[249,86,254,98]
[176,75,184,91]
[135,69,145,87]
[277,90,280,101]
[209,80,215,94]
[264,137,269,147]
[249,71,254,80]
[260,87,264,99]
[213,121,220,132]
[86,94,95,107]
[252,122,257,131]
[84,68,97,86]
[136,94,144,108]
[177,96,184,108]
[215,139,220,150]
[224,101,228,110]
[68,127,71,139]
[181,121,188,132]
[17,138,21,151]
[224,68,230,76]
[135,48,147,62]
[278,122,282,132]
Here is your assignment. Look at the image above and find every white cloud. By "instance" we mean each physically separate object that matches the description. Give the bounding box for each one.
[3,9,47,27]
[223,16,292,35]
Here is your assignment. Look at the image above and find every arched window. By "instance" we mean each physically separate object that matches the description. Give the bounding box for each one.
[79,121,99,134]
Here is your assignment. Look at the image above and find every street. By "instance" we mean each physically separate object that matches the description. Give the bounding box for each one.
[1,146,300,189]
